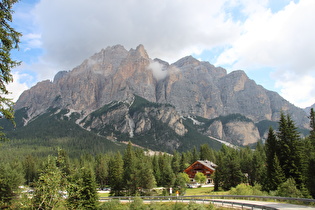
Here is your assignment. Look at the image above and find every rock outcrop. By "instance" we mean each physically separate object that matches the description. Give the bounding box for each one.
[14,44,310,146]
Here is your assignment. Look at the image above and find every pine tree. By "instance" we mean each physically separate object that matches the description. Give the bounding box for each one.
[215,145,244,191]
[251,142,266,186]
[23,155,38,186]
[66,165,98,209]
[171,151,181,174]
[95,154,109,189]
[309,108,315,147]
[277,113,303,188]
[152,155,161,186]
[108,152,124,196]
[159,154,175,188]
[0,161,24,207]
[0,0,22,139]
[123,142,137,195]
[32,156,65,209]
[78,166,98,209]
[137,154,156,195]
[199,144,216,162]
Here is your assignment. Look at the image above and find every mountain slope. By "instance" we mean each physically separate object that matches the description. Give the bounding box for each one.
[9,44,310,150]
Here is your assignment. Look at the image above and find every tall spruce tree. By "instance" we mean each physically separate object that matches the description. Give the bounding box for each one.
[171,151,181,174]
[199,144,216,162]
[264,127,284,190]
[306,108,315,197]
[108,152,124,196]
[0,0,21,138]
[251,142,266,186]
[309,108,315,146]
[277,113,303,188]
[123,142,137,195]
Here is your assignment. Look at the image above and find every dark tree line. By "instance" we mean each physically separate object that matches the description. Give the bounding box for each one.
[1,110,315,208]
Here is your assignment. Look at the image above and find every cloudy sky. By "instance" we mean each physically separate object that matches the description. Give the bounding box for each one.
[8,0,315,108]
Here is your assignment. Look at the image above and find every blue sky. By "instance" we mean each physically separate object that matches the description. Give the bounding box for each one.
[8,0,315,108]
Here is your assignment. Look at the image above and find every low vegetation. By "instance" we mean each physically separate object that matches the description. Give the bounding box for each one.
[1,110,315,208]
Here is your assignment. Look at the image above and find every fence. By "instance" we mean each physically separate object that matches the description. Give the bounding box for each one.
[99,195,315,209]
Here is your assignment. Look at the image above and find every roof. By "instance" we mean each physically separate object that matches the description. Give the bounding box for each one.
[197,160,217,171]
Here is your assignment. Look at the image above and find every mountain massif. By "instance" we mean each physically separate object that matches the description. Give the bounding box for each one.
[7,44,310,152]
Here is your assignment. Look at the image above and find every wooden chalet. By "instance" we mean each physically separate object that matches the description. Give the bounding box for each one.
[184,160,217,184]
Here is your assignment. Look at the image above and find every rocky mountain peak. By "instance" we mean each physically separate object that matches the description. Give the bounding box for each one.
[13,44,310,147]
[173,55,200,68]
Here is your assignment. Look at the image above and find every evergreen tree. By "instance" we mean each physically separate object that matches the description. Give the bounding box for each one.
[22,155,38,186]
[264,127,284,191]
[95,154,109,189]
[56,148,71,176]
[152,155,161,186]
[305,109,315,197]
[309,108,315,146]
[239,147,253,185]
[199,144,216,162]
[180,152,189,172]
[66,165,98,209]
[108,152,124,196]
[136,152,156,194]
[171,150,181,174]
[214,145,244,191]
[123,142,137,195]
[277,113,303,188]
[192,146,199,162]
[251,142,266,186]
[158,154,175,188]
[32,156,65,209]
[0,0,22,139]
[0,161,24,208]
[78,166,98,208]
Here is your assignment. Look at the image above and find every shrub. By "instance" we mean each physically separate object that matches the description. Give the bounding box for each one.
[230,183,266,196]
[276,178,303,198]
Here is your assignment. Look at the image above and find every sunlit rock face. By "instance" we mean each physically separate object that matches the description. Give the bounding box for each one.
[15,44,309,146]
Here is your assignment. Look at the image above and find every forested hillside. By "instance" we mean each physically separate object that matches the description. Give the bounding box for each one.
[1,110,315,208]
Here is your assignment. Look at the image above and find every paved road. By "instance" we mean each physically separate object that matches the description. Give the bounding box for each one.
[212,199,315,210]
[100,198,315,209]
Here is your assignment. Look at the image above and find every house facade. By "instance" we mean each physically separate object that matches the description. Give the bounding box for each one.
[184,160,217,184]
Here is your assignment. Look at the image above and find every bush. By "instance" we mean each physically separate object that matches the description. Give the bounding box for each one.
[99,200,128,210]
[230,183,266,196]
[276,178,303,198]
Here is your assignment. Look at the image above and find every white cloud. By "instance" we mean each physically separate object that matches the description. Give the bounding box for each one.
[216,0,315,107]
[7,72,30,102]
[148,61,168,81]
[275,73,315,108]
[32,0,240,70]
[12,0,315,108]
[21,33,42,49]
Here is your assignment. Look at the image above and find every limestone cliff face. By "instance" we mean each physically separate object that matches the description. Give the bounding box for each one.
[14,44,309,146]
[79,100,186,150]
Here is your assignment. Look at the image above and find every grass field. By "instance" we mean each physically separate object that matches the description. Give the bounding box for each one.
[185,186,229,196]
[99,186,229,197]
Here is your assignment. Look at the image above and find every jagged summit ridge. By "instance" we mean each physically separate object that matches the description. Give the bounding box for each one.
[14,44,309,146]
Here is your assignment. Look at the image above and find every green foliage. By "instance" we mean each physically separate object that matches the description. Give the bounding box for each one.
[0,161,24,207]
[255,120,278,137]
[174,173,190,195]
[230,183,266,196]
[0,108,125,159]
[32,156,66,209]
[99,200,128,210]
[194,172,207,184]
[214,145,244,191]
[276,178,303,198]
[0,0,22,139]
[108,152,124,196]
